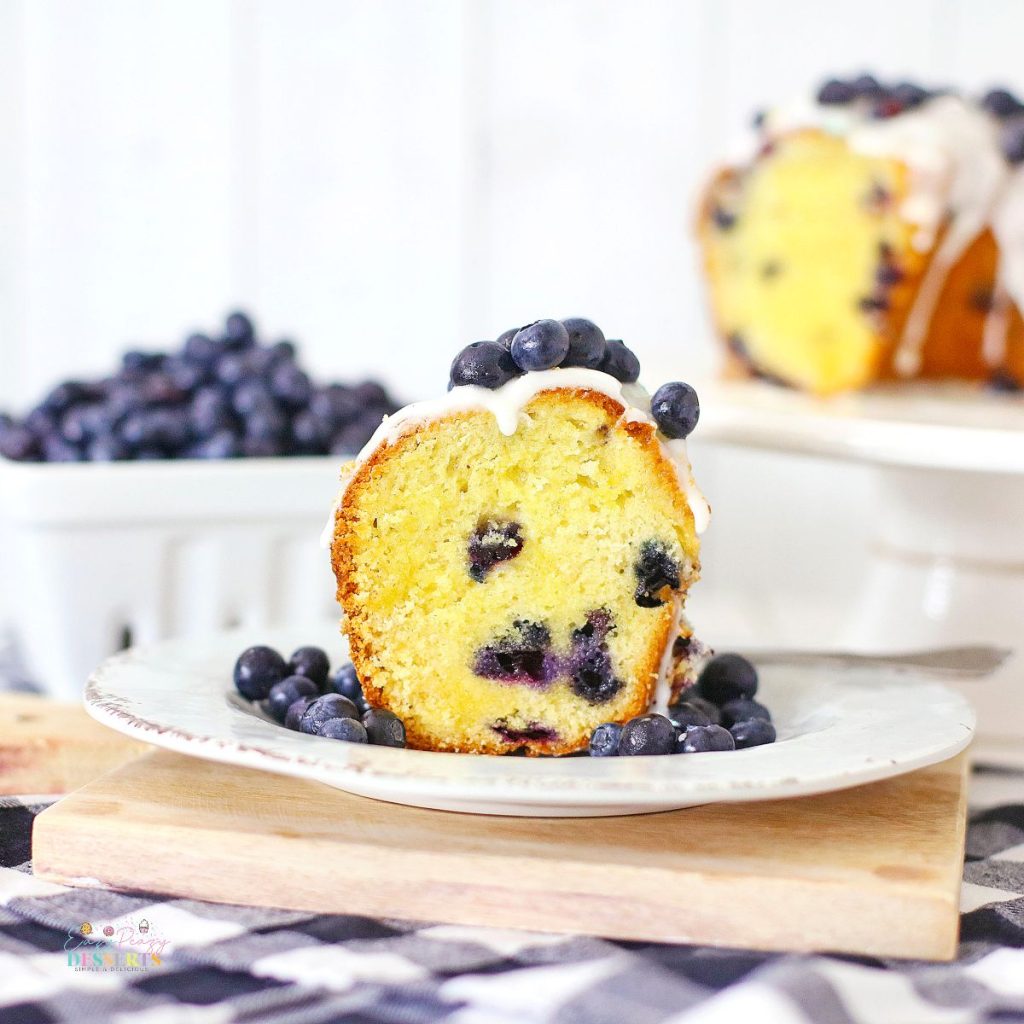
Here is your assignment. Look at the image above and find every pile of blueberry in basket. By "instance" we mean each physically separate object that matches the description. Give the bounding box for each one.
[0,311,400,463]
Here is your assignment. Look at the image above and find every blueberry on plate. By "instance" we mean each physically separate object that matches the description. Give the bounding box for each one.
[363,708,406,748]
[720,698,771,728]
[510,320,571,372]
[560,318,607,369]
[678,724,736,753]
[299,694,360,735]
[650,381,700,439]
[730,718,777,749]
[697,653,758,705]
[233,646,288,701]
[449,341,520,390]
[284,695,317,731]
[331,663,364,703]
[266,675,320,723]
[287,646,330,689]
[598,339,641,383]
[318,717,369,743]
[619,713,676,756]
[680,695,721,725]
[589,721,624,757]
[667,700,712,730]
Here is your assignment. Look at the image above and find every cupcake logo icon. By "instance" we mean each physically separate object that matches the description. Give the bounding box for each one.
[80,923,92,936]
[138,919,150,935]
[103,926,114,937]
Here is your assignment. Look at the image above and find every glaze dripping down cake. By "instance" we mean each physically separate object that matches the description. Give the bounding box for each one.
[327,319,709,755]
[698,75,1024,394]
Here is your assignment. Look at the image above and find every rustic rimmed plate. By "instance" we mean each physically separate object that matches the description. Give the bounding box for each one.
[84,626,975,817]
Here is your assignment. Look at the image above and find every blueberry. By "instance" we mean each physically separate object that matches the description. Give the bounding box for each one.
[164,356,208,393]
[234,645,288,701]
[589,722,623,757]
[510,320,570,372]
[331,663,364,703]
[730,718,777,749]
[496,327,521,350]
[363,708,406,747]
[299,694,360,735]
[232,381,276,417]
[667,700,712,730]
[598,339,641,383]
[678,724,735,753]
[224,311,255,348]
[190,429,241,459]
[330,419,378,455]
[468,518,524,582]
[891,82,929,110]
[191,387,236,435]
[183,332,221,364]
[619,714,677,756]
[449,341,520,390]
[318,717,369,742]
[982,88,1023,119]
[1001,120,1024,164]
[121,351,164,375]
[473,620,557,686]
[215,352,251,388]
[0,422,41,461]
[86,432,131,461]
[720,698,771,728]
[633,540,681,608]
[271,364,312,408]
[698,653,758,705]
[43,381,89,415]
[287,646,330,688]
[681,695,721,725]
[244,406,288,443]
[60,404,107,445]
[712,206,737,230]
[140,372,187,407]
[43,436,84,462]
[817,78,856,105]
[850,73,884,97]
[267,675,320,722]
[354,380,388,406]
[311,384,361,427]
[284,695,317,730]
[560,318,607,369]
[290,410,329,453]
[989,370,1023,393]
[650,381,700,439]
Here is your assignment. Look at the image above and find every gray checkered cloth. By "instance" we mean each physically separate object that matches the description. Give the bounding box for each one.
[2,771,1024,1023]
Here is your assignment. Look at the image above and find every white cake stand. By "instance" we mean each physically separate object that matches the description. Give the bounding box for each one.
[699,380,1024,764]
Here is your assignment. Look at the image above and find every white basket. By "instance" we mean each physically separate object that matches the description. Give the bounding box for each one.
[0,457,343,699]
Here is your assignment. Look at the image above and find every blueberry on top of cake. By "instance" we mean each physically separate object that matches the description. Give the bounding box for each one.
[698,75,1024,394]
[326,319,709,755]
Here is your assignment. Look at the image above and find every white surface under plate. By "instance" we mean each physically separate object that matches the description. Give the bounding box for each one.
[698,379,1024,473]
[84,626,976,817]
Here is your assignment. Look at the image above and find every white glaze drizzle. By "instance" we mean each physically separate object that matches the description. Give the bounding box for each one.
[653,594,684,714]
[989,168,1024,368]
[327,367,710,539]
[753,93,1011,376]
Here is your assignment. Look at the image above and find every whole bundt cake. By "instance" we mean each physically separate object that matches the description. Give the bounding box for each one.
[327,319,709,755]
[698,75,1024,395]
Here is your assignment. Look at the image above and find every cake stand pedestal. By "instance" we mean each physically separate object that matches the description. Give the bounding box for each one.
[700,382,1024,764]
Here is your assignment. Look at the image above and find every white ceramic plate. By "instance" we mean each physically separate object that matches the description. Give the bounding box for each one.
[698,379,1024,473]
[84,626,975,817]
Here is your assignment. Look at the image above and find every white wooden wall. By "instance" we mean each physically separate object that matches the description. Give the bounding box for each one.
[2,0,1022,645]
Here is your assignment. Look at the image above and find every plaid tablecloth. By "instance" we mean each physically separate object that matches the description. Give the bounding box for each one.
[1,765,1023,1024]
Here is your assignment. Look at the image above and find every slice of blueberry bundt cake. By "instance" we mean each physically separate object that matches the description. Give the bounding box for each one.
[698,75,1024,394]
[327,319,710,755]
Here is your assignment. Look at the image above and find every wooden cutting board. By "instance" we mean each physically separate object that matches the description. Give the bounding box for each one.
[0,693,147,795]
[32,748,969,960]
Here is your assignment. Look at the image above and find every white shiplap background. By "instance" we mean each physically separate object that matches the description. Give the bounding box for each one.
[2,0,1023,645]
